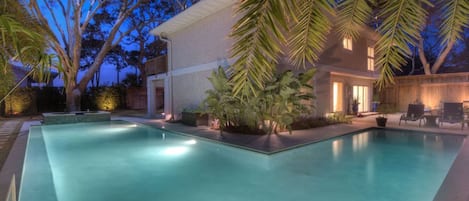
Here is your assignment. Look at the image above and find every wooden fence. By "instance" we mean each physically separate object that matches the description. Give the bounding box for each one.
[380,72,469,112]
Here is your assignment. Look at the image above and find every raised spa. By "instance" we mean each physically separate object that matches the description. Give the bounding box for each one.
[42,111,111,124]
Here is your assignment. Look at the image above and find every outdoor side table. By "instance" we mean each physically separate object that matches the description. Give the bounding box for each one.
[424,115,439,128]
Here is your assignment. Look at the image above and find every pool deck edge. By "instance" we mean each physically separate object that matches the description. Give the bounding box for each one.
[433,138,469,201]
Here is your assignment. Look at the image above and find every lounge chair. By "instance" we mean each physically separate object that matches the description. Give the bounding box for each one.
[399,104,425,127]
[439,102,464,129]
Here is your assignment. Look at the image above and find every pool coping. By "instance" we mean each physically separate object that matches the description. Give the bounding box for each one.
[138,119,467,154]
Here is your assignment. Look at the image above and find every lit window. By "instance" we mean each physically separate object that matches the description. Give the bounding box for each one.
[343,37,352,50]
[367,46,374,71]
[333,82,343,112]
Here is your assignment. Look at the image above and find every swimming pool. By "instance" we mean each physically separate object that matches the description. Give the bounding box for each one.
[20,121,464,201]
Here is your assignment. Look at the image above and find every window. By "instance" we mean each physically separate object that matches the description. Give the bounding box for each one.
[367,46,374,71]
[333,82,343,112]
[353,85,369,112]
[343,37,352,50]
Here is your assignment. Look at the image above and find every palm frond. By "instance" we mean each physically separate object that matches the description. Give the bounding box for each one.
[439,0,469,46]
[336,0,373,40]
[230,0,291,97]
[375,0,431,88]
[288,0,334,68]
[0,0,50,73]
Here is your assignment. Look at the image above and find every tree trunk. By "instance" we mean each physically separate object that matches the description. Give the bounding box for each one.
[65,82,82,112]
[431,39,455,74]
[418,37,431,75]
[138,39,147,85]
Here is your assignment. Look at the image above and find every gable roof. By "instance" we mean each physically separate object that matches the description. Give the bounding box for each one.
[150,0,236,36]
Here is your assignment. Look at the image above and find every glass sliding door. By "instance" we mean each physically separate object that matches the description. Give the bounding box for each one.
[353,85,369,112]
[333,82,343,112]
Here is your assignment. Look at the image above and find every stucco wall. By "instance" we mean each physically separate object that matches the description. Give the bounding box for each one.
[169,6,235,70]
[172,69,214,118]
[313,69,332,116]
[149,3,379,118]
[318,29,376,72]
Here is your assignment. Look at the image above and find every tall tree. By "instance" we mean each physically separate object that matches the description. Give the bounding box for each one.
[230,0,469,94]
[123,1,170,86]
[418,1,469,74]
[27,0,158,111]
[448,30,469,68]
[123,0,198,86]
[81,23,105,87]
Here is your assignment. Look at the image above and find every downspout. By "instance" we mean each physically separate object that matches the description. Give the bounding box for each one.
[159,33,175,121]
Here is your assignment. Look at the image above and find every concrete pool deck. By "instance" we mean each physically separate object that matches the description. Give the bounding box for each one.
[117,114,468,154]
[0,113,468,200]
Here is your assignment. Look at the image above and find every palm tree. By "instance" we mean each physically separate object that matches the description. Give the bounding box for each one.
[0,0,56,103]
[230,0,469,94]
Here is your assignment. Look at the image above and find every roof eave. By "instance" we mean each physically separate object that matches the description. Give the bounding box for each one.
[150,0,237,36]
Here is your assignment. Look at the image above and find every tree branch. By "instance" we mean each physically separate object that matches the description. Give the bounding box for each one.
[431,39,456,74]
[78,0,146,91]
[80,1,104,33]
[417,34,431,74]
[43,0,70,53]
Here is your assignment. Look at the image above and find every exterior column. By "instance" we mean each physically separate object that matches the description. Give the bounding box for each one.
[164,76,171,120]
[147,77,156,117]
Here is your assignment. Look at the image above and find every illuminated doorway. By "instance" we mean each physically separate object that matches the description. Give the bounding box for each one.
[353,85,369,112]
[333,82,344,112]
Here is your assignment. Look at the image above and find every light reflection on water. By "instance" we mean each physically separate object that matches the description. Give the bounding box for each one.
[22,122,465,201]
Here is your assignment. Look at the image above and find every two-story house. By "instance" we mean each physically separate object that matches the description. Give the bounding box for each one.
[147,0,379,119]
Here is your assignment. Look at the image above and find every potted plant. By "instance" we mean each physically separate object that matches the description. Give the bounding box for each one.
[181,106,208,127]
[371,94,380,112]
[376,103,394,127]
[352,99,360,115]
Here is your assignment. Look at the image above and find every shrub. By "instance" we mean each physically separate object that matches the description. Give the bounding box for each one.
[95,87,120,111]
[326,112,352,124]
[291,113,350,130]
[202,67,316,134]
[4,88,35,115]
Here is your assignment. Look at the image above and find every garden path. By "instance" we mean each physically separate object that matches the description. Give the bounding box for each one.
[0,120,23,169]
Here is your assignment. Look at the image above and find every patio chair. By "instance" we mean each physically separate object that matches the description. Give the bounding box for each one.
[439,102,464,129]
[399,104,425,127]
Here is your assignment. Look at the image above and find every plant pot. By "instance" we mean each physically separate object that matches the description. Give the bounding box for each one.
[181,112,208,127]
[376,117,387,127]
[352,104,359,115]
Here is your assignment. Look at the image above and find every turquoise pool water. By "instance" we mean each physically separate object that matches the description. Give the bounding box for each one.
[20,121,464,201]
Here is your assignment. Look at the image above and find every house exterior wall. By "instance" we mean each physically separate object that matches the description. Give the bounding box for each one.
[172,70,214,118]
[313,69,332,116]
[169,6,235,70]
[148,3,378,118]
[151,6,235,118]
[329,73,375,114]
[318,30,376,72]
